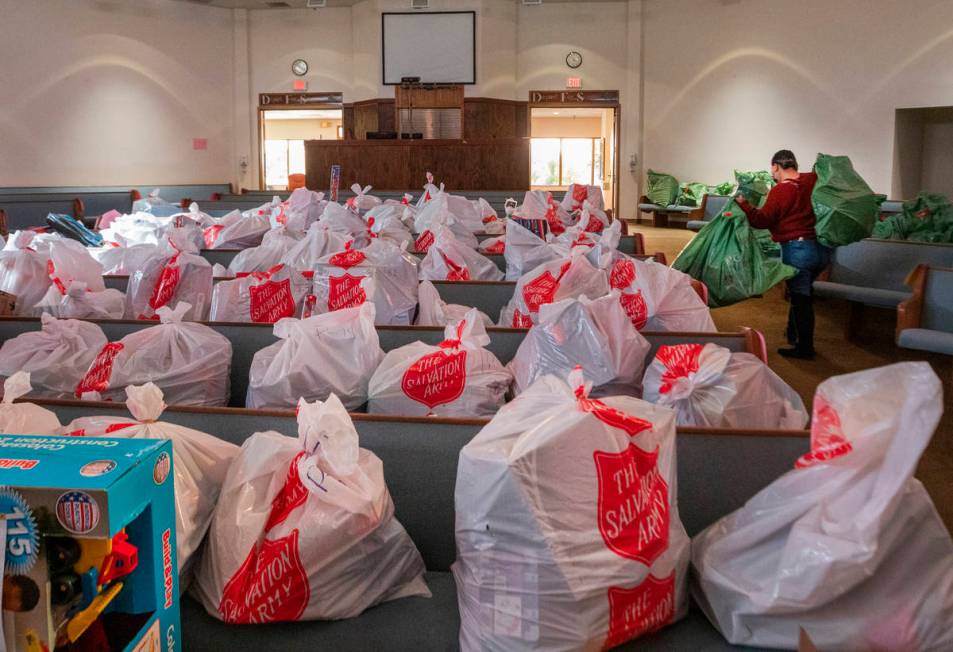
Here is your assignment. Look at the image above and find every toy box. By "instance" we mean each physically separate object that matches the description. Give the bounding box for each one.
[0,434,180,652]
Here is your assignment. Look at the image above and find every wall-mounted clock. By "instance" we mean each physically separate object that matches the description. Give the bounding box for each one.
[566,51,583,69]
[292,59,309,76]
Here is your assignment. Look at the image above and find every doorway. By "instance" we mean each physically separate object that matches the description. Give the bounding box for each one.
[529,106,617,212]
[893,106,953,199]
[259,109,343,191]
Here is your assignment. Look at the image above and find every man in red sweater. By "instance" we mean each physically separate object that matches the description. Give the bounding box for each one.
[736,150,829,359]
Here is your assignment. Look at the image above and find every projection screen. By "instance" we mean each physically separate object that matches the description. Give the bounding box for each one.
[382,12,476,85]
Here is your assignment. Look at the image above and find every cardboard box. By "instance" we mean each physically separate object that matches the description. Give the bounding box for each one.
[0,434,180,652]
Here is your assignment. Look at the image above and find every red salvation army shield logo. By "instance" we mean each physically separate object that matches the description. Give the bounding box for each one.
[609,258,635,290]
[605,573,676,648]
[795,395,853,469]
[56,491,101,534]
[203,225,224,248]
[594,445,669,565]
[329,248,367,269]
[219,529,309,624]
[522,270,561,314]
[149,256,181,310]
[249,278,296,323]
[414,230,435,252]
[511,308,534,328]
[655,343,703,395]
[265,452,309,532]
[620,291,649,330]
[75,342,124,397]
[327,273,367,311]
[401,350,468,410]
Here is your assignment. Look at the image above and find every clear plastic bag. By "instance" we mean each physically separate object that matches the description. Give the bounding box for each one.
[454,368,689,651]
[35,280,126,320]
[499,251,610,327]
[204,207,271,249]
[210,264,311,323]
[126,241,213,321]
[246,302,384,409]
[502,219,564,281]
[90,242,160,275]
[320,201,371,248]
[0,314,107,399]
[279,222,350,273]
[368,309,512,417]
[508,292,650,397]
[413,192,480,250]
[0,231,53,316]
[418,226,504,282]
[75,302,232,406]
[227,228,301,275]
[692,362,953,651]
[62,383,239,584]
[642,343,808,428]
[0,372,62,434]
[194,393,429,623]
[311,240,418,325]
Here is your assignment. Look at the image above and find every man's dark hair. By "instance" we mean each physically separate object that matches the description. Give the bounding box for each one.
[8,575,40,611]
[771,150,798,170]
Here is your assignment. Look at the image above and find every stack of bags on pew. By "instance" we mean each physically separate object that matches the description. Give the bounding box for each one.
[5,354,952,649]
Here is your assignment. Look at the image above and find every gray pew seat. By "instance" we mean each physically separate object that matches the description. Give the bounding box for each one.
[687,195,731,232]
[32,399,805,651]
[896,266,953,355]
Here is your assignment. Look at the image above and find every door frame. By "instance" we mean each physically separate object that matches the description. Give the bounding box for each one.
[527,90,621,214]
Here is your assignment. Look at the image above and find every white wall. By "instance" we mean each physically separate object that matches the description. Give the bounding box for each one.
[0,0,235,187]
[642,0,953,197]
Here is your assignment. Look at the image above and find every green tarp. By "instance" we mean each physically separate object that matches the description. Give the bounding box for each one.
[646,170,680,206]
[734,169,774,206]
[672,198,796,308]
[709,181,736,196]
[676,182,709,207]
[872,192,953,243]
[811,153,883,248]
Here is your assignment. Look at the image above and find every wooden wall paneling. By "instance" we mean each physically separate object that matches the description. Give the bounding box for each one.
[342,105,355,140]
[377,99,395,133]
[352,101,379,140]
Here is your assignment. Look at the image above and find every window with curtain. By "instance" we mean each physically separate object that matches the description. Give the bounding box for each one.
[530,138,604,187]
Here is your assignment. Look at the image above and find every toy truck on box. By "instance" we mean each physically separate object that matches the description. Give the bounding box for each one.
[0,434,179,652]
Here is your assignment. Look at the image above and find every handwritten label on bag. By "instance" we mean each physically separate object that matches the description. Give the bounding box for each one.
[249,278,296,323]
[605,574,675,647]
[219,529,309,624]
[327,274,366,311]
[401,350,467,410]
[594,444,669,565]
[795,396,853,469]
[149,255,181,310]
[75,342,124,397]
[655,344,703,395]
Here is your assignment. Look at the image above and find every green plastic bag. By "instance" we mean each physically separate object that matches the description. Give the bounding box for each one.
[734,170,774,206]
[646,170,680,206]
[672,199,795,307]
[708,181,736,196]
[676,182,708,207]
[872,192,953,243]
[811,153,883,248]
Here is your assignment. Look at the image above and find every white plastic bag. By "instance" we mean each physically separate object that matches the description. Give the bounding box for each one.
[499,251,610,327]
[368,309,511,417]
[210,264,311,323]
[502,219,564,281]
[692,362,953,651]
[605,255,716,332]
[345,183,382,212]
[62,383,239,582]
[36,280,126,320]
[577,200,609,233]
[0,372,61,434]
[414,280,492,327]
[561,184,604,213]
[195,393,430,623]
[478,234,505,255]
[364,207,414,250]
[75,303,232,406]
[320,201,371,248]
[286,188,326,227]
[227,228,300,275]
[311,240,418,325]
[90,242,160,275]
[413,192,480,250]
[642,343,808,428]
[454,368,689,651]
[126,241,213,321]
[204,208,271,249]
[280,222,350,273]
[516,190,573,236]
[0,231,52,316]
[133,188,177,214]
[45,238,106,292]
[247,302,384,409]
[418,227,504,282]
[0,314,107,399]
[508,292,649,397]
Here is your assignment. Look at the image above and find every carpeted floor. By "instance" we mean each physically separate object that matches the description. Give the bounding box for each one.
[633,224,953,532]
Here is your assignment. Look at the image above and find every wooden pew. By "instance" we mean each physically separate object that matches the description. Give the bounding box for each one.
[28,396,808,651]
[896,264,953,360]
[0,317,765,408]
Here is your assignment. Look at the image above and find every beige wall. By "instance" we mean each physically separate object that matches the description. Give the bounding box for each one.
[531,118,603,138]
[642,0,953,197]
[0,0,235,186]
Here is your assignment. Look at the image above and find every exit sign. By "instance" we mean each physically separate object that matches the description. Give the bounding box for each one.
[566,77,582,89]
[293,79,307,91]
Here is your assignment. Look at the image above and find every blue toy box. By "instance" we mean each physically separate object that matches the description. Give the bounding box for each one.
[0,434,180,652]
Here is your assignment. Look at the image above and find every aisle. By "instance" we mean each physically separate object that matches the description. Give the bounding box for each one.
[633,224,953,531]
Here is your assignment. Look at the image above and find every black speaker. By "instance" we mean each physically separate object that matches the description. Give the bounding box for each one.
[366,131,397,140]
